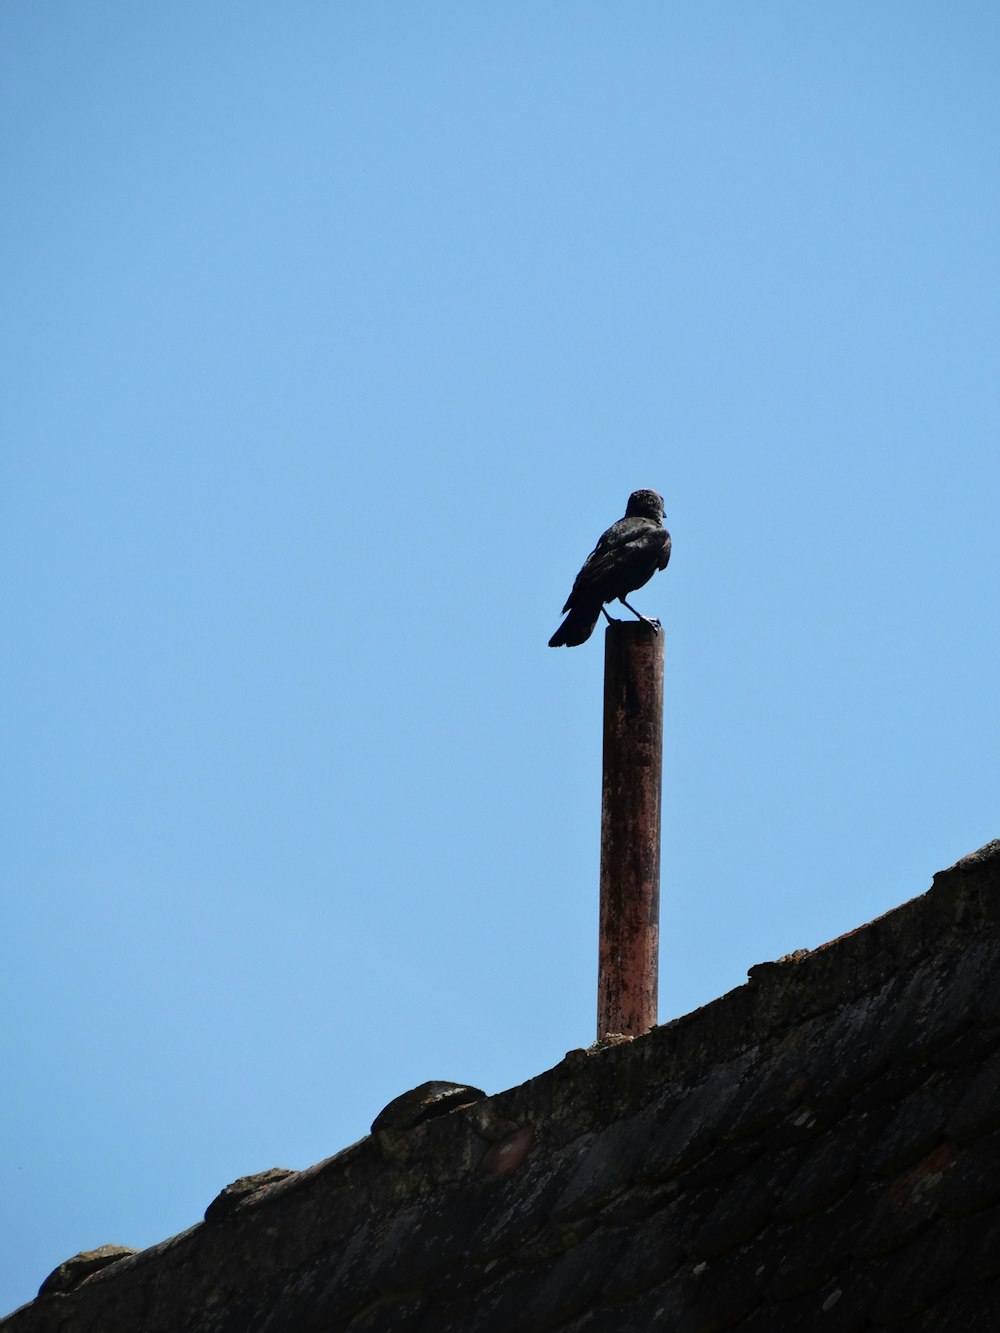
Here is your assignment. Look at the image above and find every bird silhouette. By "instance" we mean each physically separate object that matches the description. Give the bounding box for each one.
[548,489,671,647]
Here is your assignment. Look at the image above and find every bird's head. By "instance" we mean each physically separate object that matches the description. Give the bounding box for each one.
[625,489,665,522]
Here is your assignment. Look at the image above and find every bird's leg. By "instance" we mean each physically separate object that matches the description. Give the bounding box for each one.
[619,597,661,632]
[601,606,620,625]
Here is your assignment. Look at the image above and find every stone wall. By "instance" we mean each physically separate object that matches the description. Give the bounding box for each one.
[4,842,999,1332]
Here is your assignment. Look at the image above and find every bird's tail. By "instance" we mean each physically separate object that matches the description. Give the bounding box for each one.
[548,606,601,648]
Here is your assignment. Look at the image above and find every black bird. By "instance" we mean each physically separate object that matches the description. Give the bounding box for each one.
[548,489,671,648]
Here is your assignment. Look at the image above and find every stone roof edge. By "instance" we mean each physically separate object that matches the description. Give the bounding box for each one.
[343,838,1000,1177]
[659,839,999,1048]
[6,840,998,1322]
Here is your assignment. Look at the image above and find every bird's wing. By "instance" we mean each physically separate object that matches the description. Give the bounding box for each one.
[578,520,660,578]
[564,519,664,605]
[658,530,672,571]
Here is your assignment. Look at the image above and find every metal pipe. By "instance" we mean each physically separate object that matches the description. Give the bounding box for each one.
[597,620,663,1039]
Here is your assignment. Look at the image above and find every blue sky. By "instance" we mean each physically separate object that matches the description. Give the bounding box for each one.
[3,2,998,1314]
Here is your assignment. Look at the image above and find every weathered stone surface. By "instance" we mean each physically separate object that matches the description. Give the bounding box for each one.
[4,840,999,1332]
[639,1054,754,1179]
[718,1033,814,1141]
[892,937,998,1064]
[343,1292,427,1331]
[956,1201,1000,1284]
[849,1044,935,1111]
[934,1018,1000,1068]
[673,1134,761,1192]
[549,1108,657,1219]
[468,1135,593,1260]
[870,1214,971,1324]
[745,1258,891,1332]
[764,1189,864,1302]
[37,1247,137,1297]
[688,1146,798,1259]
[913,1274,1000,1332]
[863,1072,959,1176]
[682,1231,774,1328]
[595,1261,709,1332]
[763,1098,841,1150]
[204,1168,296,1222]
[804,978,904,1106]
[773,1109,885,1222]
[514,1224,628,1330]
[930,838,1000,897]
[595,1205,687,1303]
[854,1142,956,1257]
[939,1124,1000,1219]
[370,1080,486,1133]
[595,1177,679,1226]
[946,1046,1000,1142]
